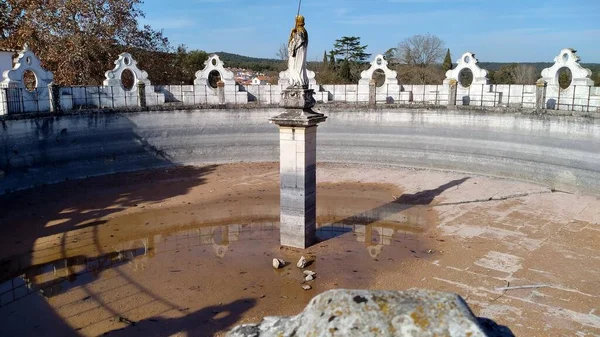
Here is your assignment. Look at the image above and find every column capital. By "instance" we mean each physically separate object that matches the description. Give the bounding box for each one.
[270,110,327,128]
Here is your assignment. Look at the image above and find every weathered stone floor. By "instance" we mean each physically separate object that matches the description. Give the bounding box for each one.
[0,163,597,336]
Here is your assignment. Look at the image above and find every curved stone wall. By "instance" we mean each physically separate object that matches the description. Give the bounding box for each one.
[1,108,599,194]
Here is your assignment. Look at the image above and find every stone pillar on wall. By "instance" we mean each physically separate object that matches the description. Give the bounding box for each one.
[369,80,376,106]
[217,80,225,105]
[137,82,147,108]
[448,79,458,106]
[48,82,61,113]
[270,88,326,249]
[535,79,547,112]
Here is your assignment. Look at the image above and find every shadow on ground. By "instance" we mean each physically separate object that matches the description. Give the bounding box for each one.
[0,114,227,337]
[478,317,516,337]
[103,299,257,337]
[317,177,470,242]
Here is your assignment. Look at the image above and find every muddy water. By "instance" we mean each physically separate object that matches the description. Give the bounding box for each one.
[0,164,440,336]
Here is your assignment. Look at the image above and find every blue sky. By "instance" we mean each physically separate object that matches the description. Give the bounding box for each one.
[140,0,600,63]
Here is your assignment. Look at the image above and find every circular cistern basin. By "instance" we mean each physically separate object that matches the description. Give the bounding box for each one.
[0,162,443,336]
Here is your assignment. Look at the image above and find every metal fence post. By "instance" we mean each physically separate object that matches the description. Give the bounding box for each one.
[557,85,561,110]
[110,86,115,109]
[587,86,592,112]
[480,84,483,107]
[35,88,40,113]
[520,85,524,108]
[571,85,576,111]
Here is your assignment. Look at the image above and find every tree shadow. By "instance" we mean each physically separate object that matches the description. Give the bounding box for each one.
[0,114,221,336]
[317,177,470,242]
[102,299,257,337]
[477,317,516,337]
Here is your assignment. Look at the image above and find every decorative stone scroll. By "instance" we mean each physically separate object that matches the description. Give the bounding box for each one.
[278,68,317,88]
[444,52,489,87]
[103,53,151,88]
[1,44,54,88]
[540,48,594,87]
[359,54,398,85]
[194,54,236,87]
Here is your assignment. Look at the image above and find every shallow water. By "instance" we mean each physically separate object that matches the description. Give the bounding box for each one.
[0,220,435,336]
[0,167,441,336]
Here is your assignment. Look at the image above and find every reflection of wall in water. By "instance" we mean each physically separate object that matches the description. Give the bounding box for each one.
[337,205,431,258]
[198,225,242,258]
[355,226,395,259]
[1,220,418,306]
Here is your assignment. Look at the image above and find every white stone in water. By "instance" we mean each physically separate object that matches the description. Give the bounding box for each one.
[302,285,312,290]
[272,258,285,269]
[303,270,316,276]
[296,256,307,269]
[227,289,500,337]
[305,275,314,282]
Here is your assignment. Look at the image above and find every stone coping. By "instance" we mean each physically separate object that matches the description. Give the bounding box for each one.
[1,102,599,122]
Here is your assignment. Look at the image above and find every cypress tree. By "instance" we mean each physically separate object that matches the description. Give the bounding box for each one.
[329,51,336,69]
[340,59,351,82]
[442,49,452,72]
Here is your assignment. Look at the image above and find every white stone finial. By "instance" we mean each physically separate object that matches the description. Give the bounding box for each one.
[359,54,398,85]
[194,54,236,87]
[103,52,151,88]
[1,46,53,88]
[540,48,594,87]
[443,52,489,86]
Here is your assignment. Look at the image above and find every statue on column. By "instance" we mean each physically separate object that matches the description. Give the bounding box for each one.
[287,15,309,88]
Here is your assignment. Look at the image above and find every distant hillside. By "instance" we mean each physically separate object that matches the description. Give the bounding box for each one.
[212,51,285,72]
[480,62,600,73]
[211,52,599,72]
[209,51,599,86]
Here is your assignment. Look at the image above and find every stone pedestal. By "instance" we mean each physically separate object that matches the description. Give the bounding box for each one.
[270,87,326,249]
[368,80,376,106]
[535,79,547,112]
[448,79,458,106]
[137,82,147,108]
[48,82,61,113]
[217,80,225,105]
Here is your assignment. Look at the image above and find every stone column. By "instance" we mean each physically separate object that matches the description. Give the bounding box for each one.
[217,81,226,105]
[369,80,376,107]
[535,79,547,112]
[48,82,61,114]
[137,82,147,109]
[448,79,458,106]
[270,87,327,249]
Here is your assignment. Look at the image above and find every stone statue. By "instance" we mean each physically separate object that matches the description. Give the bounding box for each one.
[287,15,309,88]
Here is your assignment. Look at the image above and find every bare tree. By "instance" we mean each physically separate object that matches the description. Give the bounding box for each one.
[512,64,537,84]
[397,64,445,85]
[396,34,445,66]
[276,43,288,60]
[394,34,445,84]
